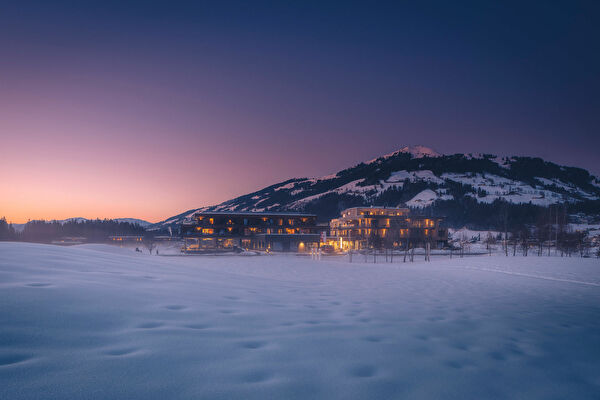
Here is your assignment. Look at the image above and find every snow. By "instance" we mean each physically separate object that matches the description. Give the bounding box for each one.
[10,223,26,232]
[449,227,502,240]
[367,145,442,163]
[406,189,453,208]
[289,171,446,209]
[318,173,339,181]
[386,170,444,185]
[274,182,297,191]
[288,179,371,207]
[1,242,600,399]
[535,177,573,191]
[441,173,565,206]
[535,178,597,200]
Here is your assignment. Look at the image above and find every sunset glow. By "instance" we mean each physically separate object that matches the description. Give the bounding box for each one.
[1,1,598,223]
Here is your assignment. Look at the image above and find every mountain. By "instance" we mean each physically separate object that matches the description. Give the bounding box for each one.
[151,146,600,231]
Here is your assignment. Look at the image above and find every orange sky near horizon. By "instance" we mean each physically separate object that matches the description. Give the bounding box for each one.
[0,81,359,224]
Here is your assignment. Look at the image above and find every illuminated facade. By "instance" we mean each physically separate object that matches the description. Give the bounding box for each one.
[328,207,447,250]
[109,235,143,243]
[181,211,320,252]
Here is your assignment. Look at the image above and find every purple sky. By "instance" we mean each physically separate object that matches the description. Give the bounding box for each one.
[1,1,599,223]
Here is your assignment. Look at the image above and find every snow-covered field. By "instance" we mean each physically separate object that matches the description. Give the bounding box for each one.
[1,243,599,399]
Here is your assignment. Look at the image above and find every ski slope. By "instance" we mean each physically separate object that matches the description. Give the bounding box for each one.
[1,243,599,399]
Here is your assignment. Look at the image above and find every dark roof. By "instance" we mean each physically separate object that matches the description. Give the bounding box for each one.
[193,211,316,217]
[342,206,410,211]
[257,233,321,239]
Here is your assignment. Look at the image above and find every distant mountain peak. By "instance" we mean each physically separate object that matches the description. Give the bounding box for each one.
[397,145,441,158]
[368,145,441,164]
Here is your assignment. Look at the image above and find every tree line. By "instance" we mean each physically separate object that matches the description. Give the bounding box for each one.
[0,218,146,243]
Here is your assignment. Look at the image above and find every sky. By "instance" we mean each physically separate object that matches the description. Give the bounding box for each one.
[1,0,599,223]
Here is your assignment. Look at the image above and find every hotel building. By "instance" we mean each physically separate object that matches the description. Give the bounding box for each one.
[328,207,447,250]
[180,211,321,252]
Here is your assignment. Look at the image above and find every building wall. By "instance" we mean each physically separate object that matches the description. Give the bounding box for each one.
[329,207,447,250]
[181,212,319,252]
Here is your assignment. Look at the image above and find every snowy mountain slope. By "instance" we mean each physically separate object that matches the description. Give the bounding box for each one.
[406,189,453,208]
[151,146,600,229]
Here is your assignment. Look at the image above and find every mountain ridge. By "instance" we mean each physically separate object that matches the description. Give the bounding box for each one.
[151,146,600,231]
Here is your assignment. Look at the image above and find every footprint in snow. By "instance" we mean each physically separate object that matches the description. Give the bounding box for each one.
[0,354,32,366]
[165,305,187,311]
[185,323,210,330]
[240,341,266,349]
[348,365,377,378]
[136,322,164,329]
[104,348,138,357]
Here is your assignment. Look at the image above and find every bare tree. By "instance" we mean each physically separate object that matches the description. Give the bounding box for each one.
[458,233,470,257]
[535,210,548,257]
[143,235,156,255]
[499,204,509,256]
[484,233,496,256]
[520,226,530,256]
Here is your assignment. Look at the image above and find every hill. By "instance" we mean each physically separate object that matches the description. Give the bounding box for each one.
[151,146,600,231]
